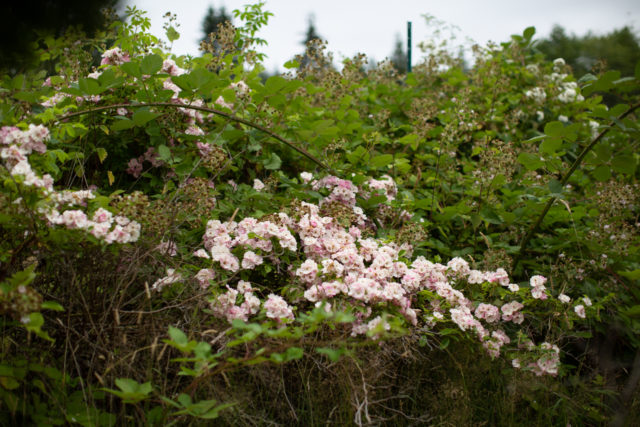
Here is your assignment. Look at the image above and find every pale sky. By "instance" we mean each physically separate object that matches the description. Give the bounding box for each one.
[131,0,640,71]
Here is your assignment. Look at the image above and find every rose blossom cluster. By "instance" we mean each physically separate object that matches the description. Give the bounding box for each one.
[46,207,140,244]
[189,175,530,358]
[161,59,186,76]
[530,275,548,300]
[510,340,561,376]
[174,173,583,373]
[126,147,164,178]
[365,175,398,201]
[531,342,561,376]
[1,125,141,245]
[210,280,262,322]
[311,174,409,225]
[312,175,360,207]
[100,47,131,66]
[151,268,182,292]
[264,294,294,321]
[1,125,53,190]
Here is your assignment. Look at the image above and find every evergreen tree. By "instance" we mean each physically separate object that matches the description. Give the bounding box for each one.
[390,35,408,74]
[536,25,640,77]
[1,0,123,71]
[303,15,322,46]
[299,15,324,69]
[201,5,232,43]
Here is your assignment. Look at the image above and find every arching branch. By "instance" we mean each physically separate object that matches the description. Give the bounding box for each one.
[56,102,336,174]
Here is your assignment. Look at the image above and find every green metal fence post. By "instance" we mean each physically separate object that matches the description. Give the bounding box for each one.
[407,21,412,73]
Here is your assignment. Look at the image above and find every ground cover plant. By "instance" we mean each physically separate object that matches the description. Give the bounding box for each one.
[1,4,639,425]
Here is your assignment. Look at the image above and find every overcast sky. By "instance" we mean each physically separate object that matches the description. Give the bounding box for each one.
[131,0,640,71]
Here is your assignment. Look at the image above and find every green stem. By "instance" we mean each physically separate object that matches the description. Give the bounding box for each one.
[512,101,640,272]
[56,102,337,175]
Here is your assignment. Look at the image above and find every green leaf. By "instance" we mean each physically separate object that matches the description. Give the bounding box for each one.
[523,26,536,41]
[439,337,450,349]
[517,152,544,170]
[544,121,564,137]
[584,70,622,95]
[170,74,192,92]
[24,313,53,342]
[96,147,108,163]
[41,301,64,311]
[270,352,285,363]
[98,69,118,88]
[360,195,387,209]
[523,135,546,144]
[104,378,153,404]
[540,137,562,154]
[618,269,640,280]
[138,382,153,395]
[4,264,36,290]
[166,26,180,42]
[178,393,192,407]
[480,206,503,224]
[622,305,640,317]
[611,155,636,174]
[13,91,40,103]
[594,143,612,162]
[414,199,430,210]
[115,378,139,394]
[262,152,282,170]
[397,133,419,150]
[609,103,629,117]
[132,108,161,126]
[592,165,611,182]
[284,347,303,361]
[264,75,288,94]
[316,347,344,362]
[346,145,368,165]
[370,154,393,168]
[111,118,135,131]
[78,78,103,96]
[172,69,219,93]
[548,179,563,195]
[141,54,163,75]
[470,213,482,228]
[12,74,25,90]
[283,59,300,69]
[0,376,20,390]
[120,61,142,79]
[168,326,188,347]
[74,164,84,179]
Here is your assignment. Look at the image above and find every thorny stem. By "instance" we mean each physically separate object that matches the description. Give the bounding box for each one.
[512,102,640,272]
[430,139,445,220]
[56,102,337,175]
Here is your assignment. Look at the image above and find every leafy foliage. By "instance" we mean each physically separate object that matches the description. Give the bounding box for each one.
[0,6,639,426]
